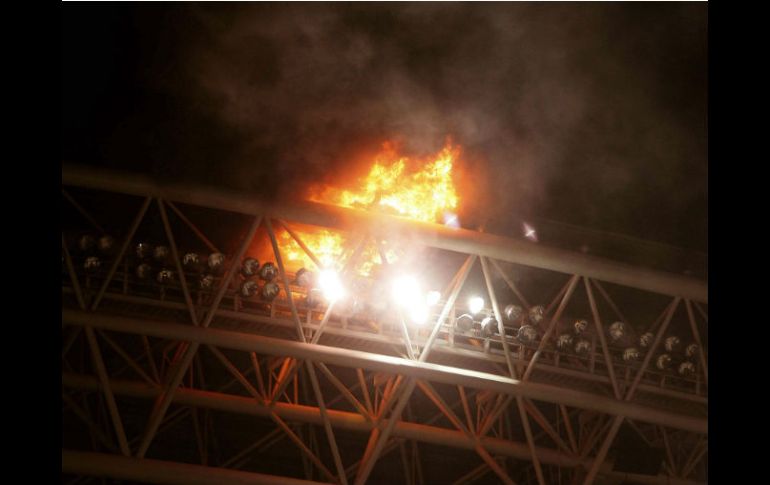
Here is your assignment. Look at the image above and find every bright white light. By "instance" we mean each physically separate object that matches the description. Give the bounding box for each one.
[469,296,484,315]
[392,275,422,307]
[410,305,429,325]
[443,212,461,229]
[523,222,538,242]
[426,290,441,306]
[392,276,432,325]
[318,269,344,302]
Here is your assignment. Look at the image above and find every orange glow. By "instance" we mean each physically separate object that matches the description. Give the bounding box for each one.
[278,227,345,270]
[311,141,460,223]
[277,225,398,277]
[279,142,461,275]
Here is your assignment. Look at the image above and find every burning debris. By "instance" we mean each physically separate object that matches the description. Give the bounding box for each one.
[274,141,463,275]
[311,142,460,224]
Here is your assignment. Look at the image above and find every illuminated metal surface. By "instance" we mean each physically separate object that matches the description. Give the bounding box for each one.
[61,170,708,485]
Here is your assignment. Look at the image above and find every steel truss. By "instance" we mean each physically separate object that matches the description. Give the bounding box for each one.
[61,165,707,485]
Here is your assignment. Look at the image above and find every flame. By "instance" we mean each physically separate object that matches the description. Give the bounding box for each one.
[278,227,345,270]
[312,141,460,223]
[277,225,398,277]
[279,142,462,275]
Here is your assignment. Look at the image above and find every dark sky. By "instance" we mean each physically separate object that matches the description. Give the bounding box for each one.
[61,3,707,254]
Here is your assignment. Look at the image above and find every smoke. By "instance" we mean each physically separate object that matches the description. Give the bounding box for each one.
[64,3,706,249]
[170,4,583,214]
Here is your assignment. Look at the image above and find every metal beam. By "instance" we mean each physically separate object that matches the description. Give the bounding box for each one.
[523,274,580,380]
[72,287,706,406]
[165,200,221,254]
[135,214,262,458]
[62,374,707,485]
[684,300,708,383]
[158,199,198,325]
[61,309,707,434]
[90,196,152,311]
[266,218,349,484]
[61,393,118,453]
[62,165,708,302]
[63,233,131,457]
[354,255,476,485]
[62,449,334,485]
[481,256,545,485]
[584,277,622,400]
[60,373,600,467]
[62,189,106,234]
[416,380,516,485]
[582,298,682,485]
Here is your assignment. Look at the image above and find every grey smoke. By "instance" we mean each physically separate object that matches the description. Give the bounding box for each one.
[74,3,707,251]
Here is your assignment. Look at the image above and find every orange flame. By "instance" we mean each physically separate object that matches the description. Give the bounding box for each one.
[312,141,460,223]
[278,227,345,270]
[280,142,461,274]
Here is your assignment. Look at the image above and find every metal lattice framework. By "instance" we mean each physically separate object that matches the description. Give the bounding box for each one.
[61,165,707,485]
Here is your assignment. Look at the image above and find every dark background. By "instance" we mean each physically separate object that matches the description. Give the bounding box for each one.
[61,2,707,259]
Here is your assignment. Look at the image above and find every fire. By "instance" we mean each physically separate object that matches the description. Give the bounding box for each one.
[278,227,345,270]
[311,141,460,223]
[277,225,398,277]
[280,142,462,275]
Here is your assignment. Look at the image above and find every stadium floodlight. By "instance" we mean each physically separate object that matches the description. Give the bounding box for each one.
[574,338,591,355]
[518,325,537,344]
[84,256,101,273]
[183,253,202,272]
[608,322,626,342]
[156,269,174,285]
[685,343,699,358]
[97,235,115,254]
[556,334,573,351]
[78,234,95,253]
[455,314,474,333]
[305,288,322,308]
[259,262,278,281]
[410,305,430,325]
[678,361,696,377]
[481,316,497,337]
[136,263,152,280]
[639,332,654,348]
[153,245,170,263]
[391,275,430,324]
[656,354,672,370]
[468,296,484,315]
[241,257,260,278]
[239,280,258,298]
[261,282,280,302]
[664,336,681,352]
[208,253,226,275]
[623,347,640,362]
[318,269,344,302]
[295,267,314,287]
[199,274,215,290]
[504,304,522,322]
[392,276,421,306]
[136,243,153,260]
[528,305,544,325]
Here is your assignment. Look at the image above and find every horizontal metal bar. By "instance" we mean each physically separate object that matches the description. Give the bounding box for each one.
[62,309,707,434]
[62,449,333,485]
[64,288,707,405]
[602,471,704,485]
[61,373,590,467]
[62,375,706,485]
[62,165,707,302]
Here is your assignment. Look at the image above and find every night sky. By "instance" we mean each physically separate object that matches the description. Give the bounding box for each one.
[61,3,707,254]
